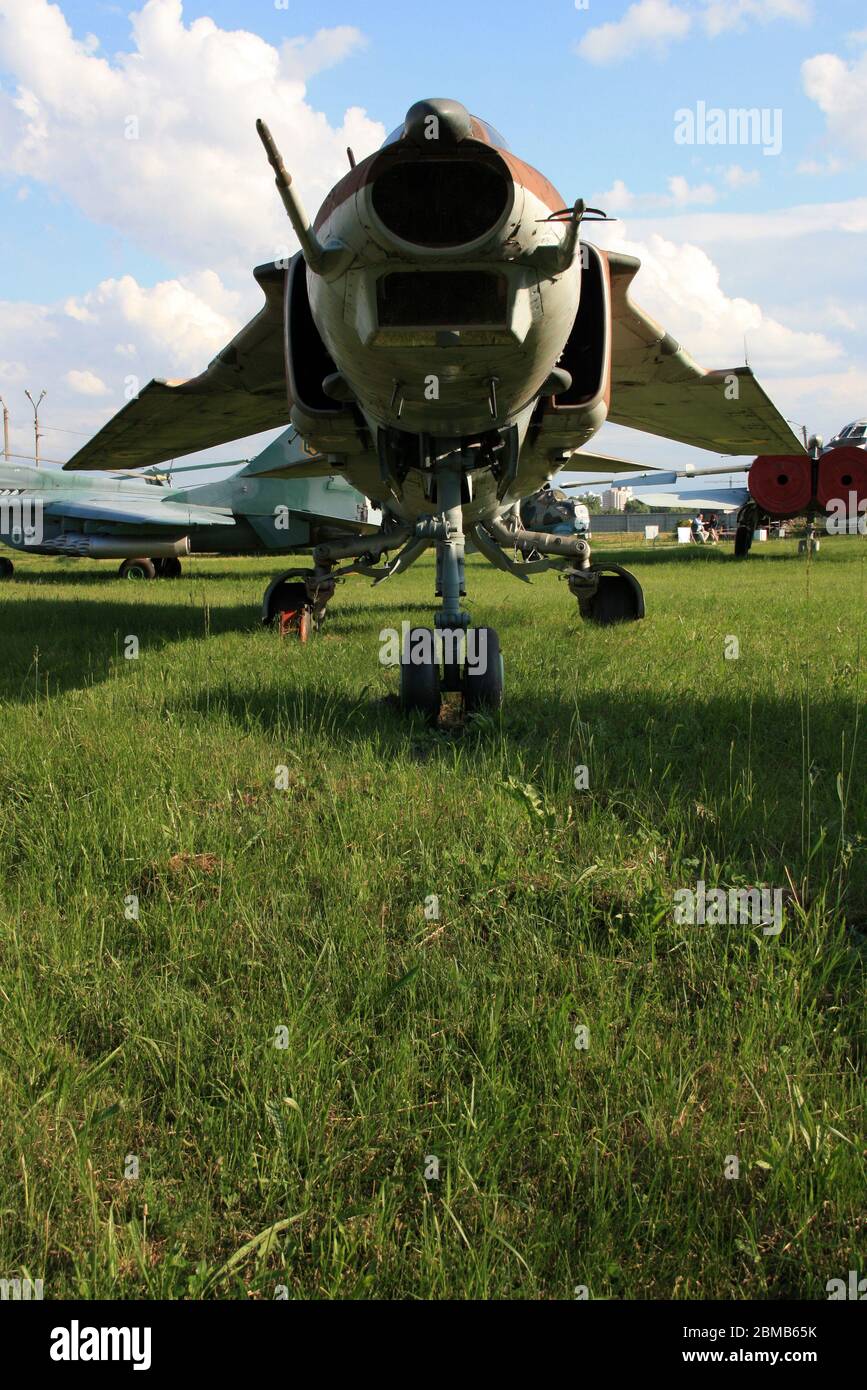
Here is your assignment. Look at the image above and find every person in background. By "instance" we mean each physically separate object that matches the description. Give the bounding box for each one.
[691,512,707,543]
[706,513,720,543]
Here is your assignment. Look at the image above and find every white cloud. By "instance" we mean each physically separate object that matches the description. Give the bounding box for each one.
[64,271,241,372]
[0,0,384,279]
[702,0,812,38]
[280,27,368,81]
[724,164,760,189]
[667,175,717,205]
[802,47,867,161]
[577,0,812,65]
[577,0,691,65]
[65,369,109,396]
[796,154,844,176]
[0,358,28,385]
[585,193,867,443]
[589,219,841,376]
[594,175,718,211]
[613,198,867,246]
[0,267,250,460]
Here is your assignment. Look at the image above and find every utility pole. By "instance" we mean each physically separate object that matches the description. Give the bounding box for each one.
[0,395,9,461]
[24,388,46,467]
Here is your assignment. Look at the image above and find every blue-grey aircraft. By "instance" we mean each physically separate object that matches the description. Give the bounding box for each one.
[0,430,380,626]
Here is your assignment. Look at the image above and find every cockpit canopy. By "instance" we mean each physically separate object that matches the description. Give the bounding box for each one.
[380,115,509,151]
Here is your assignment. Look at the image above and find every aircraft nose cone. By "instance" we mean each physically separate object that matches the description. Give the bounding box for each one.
[404,98,473,146]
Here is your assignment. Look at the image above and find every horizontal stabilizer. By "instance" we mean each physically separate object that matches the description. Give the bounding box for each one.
[243,428,350,480]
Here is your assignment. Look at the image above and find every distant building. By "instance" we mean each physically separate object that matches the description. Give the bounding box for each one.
[601,486,632,511]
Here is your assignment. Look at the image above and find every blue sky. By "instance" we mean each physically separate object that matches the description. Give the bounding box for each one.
[0,0,865,471]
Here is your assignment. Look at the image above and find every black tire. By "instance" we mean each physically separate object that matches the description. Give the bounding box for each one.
[464,627,504,711]
[734,524,753,558]
[263,579,308,626]
[0,556,14,579]
[586,574,643,625]
[399,628,441,722]
[119,558,156,580]
[156,557,183,579]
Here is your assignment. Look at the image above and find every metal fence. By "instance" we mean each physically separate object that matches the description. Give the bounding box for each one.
[590,512,695,533]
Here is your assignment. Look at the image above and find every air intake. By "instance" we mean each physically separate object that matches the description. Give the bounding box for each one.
[370,153,511,247]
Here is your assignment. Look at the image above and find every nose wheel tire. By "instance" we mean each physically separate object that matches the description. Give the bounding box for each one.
[0,557,14,579]
[399,626,504,721]
[118,558,156,580]
[463,627,504,711]
[400,628,441,722]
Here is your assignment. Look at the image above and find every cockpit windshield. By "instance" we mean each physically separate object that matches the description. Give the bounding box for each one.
[380,116,509,150]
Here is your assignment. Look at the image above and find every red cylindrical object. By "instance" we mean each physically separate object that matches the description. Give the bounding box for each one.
[748,454,813,517]
[816,446,867,511]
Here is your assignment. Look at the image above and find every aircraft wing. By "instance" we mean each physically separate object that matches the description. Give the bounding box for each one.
[42,495,235,529]
[630,487,750,510]
[605,251,805,456]
[560,450,662,474]
[63,262,288,472]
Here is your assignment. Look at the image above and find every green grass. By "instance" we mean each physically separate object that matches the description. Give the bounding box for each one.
[0,536,864,1299]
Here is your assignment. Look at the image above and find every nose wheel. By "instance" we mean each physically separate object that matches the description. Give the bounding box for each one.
[399,626,504,722]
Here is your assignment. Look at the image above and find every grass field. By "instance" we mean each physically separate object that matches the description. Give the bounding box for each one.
[0,536,864,1300]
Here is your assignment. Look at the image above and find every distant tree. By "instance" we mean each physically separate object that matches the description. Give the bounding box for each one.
[574,492,602,513]
[624,498,650,513]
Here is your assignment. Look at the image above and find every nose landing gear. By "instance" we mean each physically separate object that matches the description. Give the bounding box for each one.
[399,456,504,722]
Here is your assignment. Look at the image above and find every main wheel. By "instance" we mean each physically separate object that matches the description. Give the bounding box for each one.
[263,578,308,627]
[585,574,644,625]
[0,556,14,579]
[156,556,183,578]
[399,628,441,722]
[119,557,156,580]
[734,523,753,558]
[463,627,504,711]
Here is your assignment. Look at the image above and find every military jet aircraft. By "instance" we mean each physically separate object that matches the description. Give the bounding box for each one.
[0,430,380,627]
[521,483,592,539]
[560,416,867,555]
[63,97,806,716]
